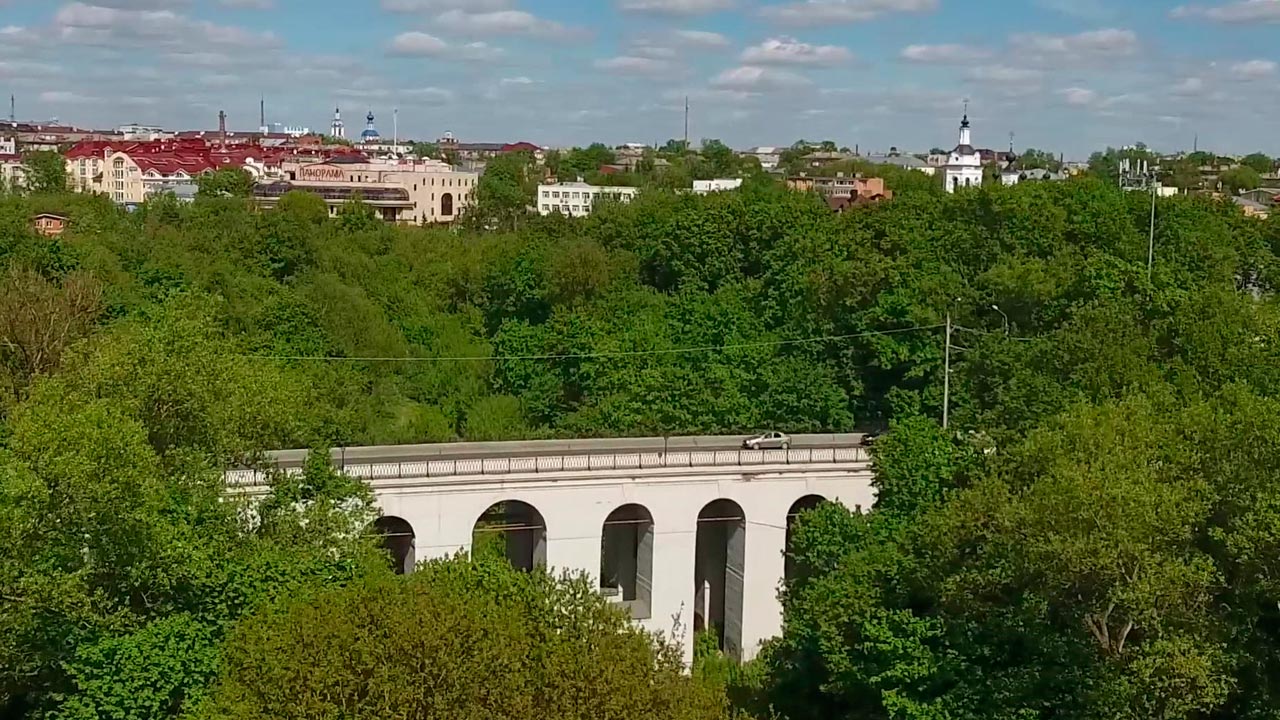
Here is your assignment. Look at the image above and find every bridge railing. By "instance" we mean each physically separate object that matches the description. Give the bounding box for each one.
[227,446,871,488]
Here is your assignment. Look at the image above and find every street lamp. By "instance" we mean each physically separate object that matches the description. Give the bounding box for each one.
[991,304,1009,335]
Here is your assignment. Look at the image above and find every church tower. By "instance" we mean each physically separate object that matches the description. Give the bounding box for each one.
[361,110,380,142]
[330,107,345,139]
[943,103,983,193]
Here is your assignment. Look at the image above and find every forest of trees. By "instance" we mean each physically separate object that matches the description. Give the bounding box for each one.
[3,170,1280,719]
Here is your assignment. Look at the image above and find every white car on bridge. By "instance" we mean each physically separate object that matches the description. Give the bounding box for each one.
[742,431,791,450]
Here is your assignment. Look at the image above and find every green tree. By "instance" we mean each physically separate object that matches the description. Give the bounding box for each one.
[191,555,726,720]
[1220,166,1261,195]
[1240,152,1273,174]
[410,141,440,159]
[466,151,537,231]
[700,139,739,178]
[0,301,384,719]
[195,168,253,198]
[21,150,67,194]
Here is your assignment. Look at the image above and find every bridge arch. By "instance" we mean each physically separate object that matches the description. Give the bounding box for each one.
[600,503,654,619]
[784,494,827,582]
[372,515,416,575]
[473,500,547,571]
[695,498,746,661]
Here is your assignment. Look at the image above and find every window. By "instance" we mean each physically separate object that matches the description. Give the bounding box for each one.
[552,191,560,199]
[441,192,454,217]
[542,204,550,211]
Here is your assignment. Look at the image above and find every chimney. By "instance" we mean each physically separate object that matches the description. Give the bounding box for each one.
[218,110,227,148]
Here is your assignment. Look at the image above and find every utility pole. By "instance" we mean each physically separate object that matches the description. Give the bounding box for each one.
[683,96,689,152]
[942,312,953,430]
[1147,180,1157,281]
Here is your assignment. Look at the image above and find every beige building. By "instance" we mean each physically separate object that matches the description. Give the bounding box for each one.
[1,152,24,191]
[272,158,478,224]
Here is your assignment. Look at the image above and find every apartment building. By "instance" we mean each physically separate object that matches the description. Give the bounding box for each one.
[536,182,639,216]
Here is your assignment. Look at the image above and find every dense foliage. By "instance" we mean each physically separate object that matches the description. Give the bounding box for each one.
[3,167,1280,719]
[195,555,724,720]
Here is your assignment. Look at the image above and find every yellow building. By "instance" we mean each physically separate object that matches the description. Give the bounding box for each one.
[271,158,478,224]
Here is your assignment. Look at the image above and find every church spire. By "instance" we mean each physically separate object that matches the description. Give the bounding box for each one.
[958,100,972,146]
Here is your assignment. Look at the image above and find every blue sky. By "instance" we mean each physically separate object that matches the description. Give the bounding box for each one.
[2,0,1279,157]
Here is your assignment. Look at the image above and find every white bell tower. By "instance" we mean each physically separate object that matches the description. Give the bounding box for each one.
[943,101,983,193]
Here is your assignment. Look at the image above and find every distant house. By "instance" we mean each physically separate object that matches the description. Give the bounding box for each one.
[827,192,891,214]
[1233,196,1271,219]
[786,174,889,200]
[800,151,851,168]
[1238,188,1280,206]
[692,178,743,194]
[863,149,937,177]
[32,213,68,236]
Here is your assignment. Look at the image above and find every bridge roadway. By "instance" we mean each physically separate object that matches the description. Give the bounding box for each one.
[253,432,871,467]
[230,434,876,664]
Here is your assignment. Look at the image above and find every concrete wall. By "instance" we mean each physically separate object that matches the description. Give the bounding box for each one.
[364,457,875,663]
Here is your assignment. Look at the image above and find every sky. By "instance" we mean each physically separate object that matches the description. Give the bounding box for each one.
[1,0,1279,158]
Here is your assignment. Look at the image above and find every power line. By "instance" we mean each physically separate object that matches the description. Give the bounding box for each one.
[954,325,1039,342]
[240,325,945,363]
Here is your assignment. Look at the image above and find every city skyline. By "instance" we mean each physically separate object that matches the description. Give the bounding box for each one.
[1,0,1279,157]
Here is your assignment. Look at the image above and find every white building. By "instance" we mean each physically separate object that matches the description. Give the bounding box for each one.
[117,124,172,141]
[537,182,639,216]
[693,178,743,194]
[741,146,782,171]
[943,110,983,193]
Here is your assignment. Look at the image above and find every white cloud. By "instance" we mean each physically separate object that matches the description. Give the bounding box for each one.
[617,0,733,14]
[1035,0,1115,20]
[899,43,991,63]
[594,55,673,75]
[1011,28,1138,59]
[672,29,730,48]
[1171,0,1280,23]
[710,65,812,90]
[500,76,536,85]
[0,60,61,79]
[388,31,505,61]
[760,0,938,26]
[382,0,513,10]
[740,37,853,66]
[629,44,679,59]
[218,0,273,8]
[1171,77,1206,95]
[39,90,94,104]
[401,87,455,103]
[433,9,582,39]
[1230,59,1277,78]
[53,2,278,48]
[1059,87,1099,106]
[965,64,1043,84]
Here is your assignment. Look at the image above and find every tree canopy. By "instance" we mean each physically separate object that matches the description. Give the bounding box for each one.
[3,157,1280,719]
[193,554,725,720]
